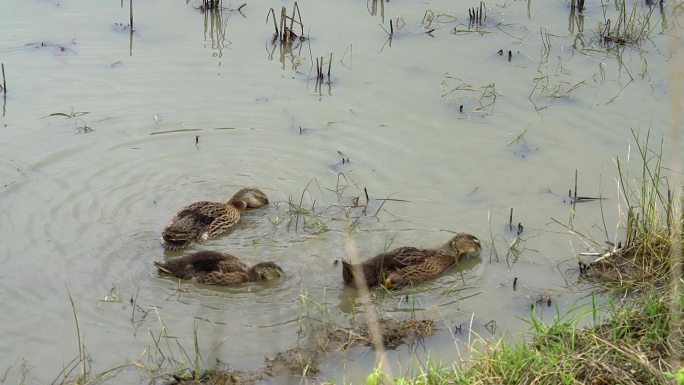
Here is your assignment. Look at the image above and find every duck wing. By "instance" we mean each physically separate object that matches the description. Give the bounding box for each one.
[182,201,242,239]
[195,271,250,285]
[343,247,432,288]
[377,247,433,267]
[392,250,455,284]
[161,215,207,250]
[161,202,234,250]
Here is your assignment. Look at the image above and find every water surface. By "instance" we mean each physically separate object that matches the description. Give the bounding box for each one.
[0,0,680,383]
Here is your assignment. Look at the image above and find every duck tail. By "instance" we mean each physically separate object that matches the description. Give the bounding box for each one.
[341,260,354,286]
[160,237,190,251]
[154,261,172,274]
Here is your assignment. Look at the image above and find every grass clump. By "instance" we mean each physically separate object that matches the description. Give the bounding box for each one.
[580,130,683,291]
[597,0,659,47]
[382,290,681,385]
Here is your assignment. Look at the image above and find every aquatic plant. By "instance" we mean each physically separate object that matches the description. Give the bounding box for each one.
[597,0,659,47]
[441,74,499,116]
[267,2,305,45]
[468,1,487,28]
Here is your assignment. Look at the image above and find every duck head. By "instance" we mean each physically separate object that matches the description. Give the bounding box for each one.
[439,233,481,258]
[248,261,284,281]
[383,272,404,290]
[230,187,269,208]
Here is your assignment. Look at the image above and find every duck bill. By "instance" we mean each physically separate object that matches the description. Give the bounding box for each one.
[384,277,394,290]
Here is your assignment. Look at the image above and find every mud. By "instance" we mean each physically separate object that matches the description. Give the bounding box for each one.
[166,318,434,384]
[328,319,435,351]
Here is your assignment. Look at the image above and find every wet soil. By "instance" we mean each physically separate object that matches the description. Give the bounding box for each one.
[167,318,434,384]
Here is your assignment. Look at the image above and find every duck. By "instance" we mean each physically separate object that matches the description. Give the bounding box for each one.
[154,250,284,285]
[161,187,269,250]
[342,233,481,290]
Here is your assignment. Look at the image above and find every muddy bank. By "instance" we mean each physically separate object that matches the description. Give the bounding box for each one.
[168,318,435,384]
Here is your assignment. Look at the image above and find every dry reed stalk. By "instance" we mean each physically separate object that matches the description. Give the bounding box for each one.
[327,52,332,80]
[279,6,286,42]
[343,237,393,379]
[267,8,279,41]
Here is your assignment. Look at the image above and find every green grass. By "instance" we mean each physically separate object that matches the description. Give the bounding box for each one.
[366,288,681,385]
[584,129,684,291]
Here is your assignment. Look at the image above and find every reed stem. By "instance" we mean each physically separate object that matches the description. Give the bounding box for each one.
[1,63,6,95]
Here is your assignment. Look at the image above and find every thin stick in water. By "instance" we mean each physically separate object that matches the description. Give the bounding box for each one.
[327,52,332,80]
[1,63,6,95]
[574,169,578,208]
[129,0,133,28]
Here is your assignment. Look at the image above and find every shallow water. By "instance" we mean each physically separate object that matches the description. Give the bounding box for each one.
[0,0,681,383]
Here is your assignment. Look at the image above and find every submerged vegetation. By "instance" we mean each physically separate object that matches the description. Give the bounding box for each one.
[598,0,660,47]
[268,172,407,236]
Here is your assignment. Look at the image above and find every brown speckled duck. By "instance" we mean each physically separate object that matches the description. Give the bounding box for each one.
[161,187,269,250]
[342,233,481,290]
[154,251,284,285]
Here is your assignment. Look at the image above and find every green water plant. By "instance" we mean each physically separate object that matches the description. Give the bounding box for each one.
[598,0,659,47]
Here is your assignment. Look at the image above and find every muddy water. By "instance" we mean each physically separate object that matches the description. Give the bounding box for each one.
[0,0,680,383]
